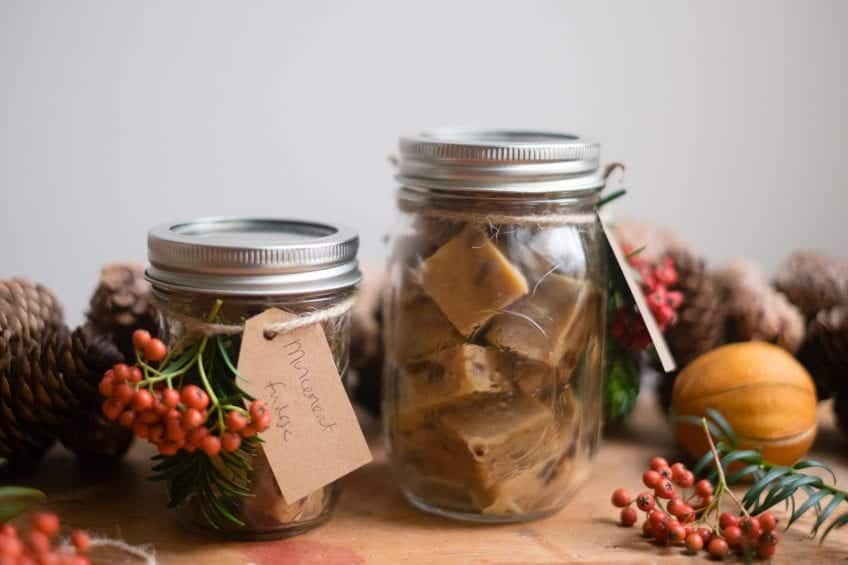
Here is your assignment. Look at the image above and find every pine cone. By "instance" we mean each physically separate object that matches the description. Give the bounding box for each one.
[774,251,848,319]
[57,323,133,466]
[613,220,697,266]
[797,307,848,400]
[87,263,158,359]
[714,259,805,353]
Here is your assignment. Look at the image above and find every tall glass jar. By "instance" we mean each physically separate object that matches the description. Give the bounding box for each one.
[145,218,360,540]
[383,130,607,523]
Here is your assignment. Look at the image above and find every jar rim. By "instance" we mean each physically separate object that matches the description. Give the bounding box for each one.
[146,217,361,295]
[397,129,604,194]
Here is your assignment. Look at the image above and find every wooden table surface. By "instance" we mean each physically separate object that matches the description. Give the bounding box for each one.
[20,393,848,564]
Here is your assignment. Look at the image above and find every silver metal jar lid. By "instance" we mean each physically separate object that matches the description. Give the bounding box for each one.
[397,129,604,194]
[146,217,361,296]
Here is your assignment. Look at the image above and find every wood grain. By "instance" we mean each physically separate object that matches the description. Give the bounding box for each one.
[16,395,848,564]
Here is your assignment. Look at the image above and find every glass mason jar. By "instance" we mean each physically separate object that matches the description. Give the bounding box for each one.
[383,130,607,523]
[145,218,360,540]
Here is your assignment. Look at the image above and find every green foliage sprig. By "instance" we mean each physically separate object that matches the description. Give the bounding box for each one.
[678,409,848,542]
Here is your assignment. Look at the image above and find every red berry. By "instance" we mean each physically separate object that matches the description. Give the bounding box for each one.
[636,492,656,512]
[697,526,713,545]
[132,330,152,351]
[139,411,160,425]
[255,413,272,432]
[102,398,123,421]
[112,364,131,382]
[670,462,687,481]
[201,435,221,456]
[695,479,714,498]
[642,520,653,538]
[718,512,739,530]
[133,422,149,439]
[187,426,209,447]
[760,530,779,546]
[758,511,777,532]
[707,537,729,559]
[148,425,165,443]
[98,375,115,398]
[32,513,60,537]
[114,383,135,406]
[27,530,50,553]
[739,516,761,539]
[654,479,675,499]
[667,521,686,544]
[722,525,742,548]
[144,339,168,362]
[677,470,695,488]
[118,410,136,428]
[181,385,209,410]
[71,530,91,553]
[757,543,776,559]
[0,535,22,557]
[667,290,684,309]
[658,467,673,480]
[667,497,686,517]
[642,470,661,488]
[166,419,185,442]
[611,488,632,508]
[241,424,257,438]
[128,366,143,384]
[648,510,666,528]
[684,532,704,553]
[131,389,154,412]
[181,408,205,430]
[620,507,637,527]
[699,494,714,507]
[249,400,268,421]
[159,441,180,456]
[678,506,696,523]
[225,411,248,432]
[162,388,181,409]
[221,432,242,453]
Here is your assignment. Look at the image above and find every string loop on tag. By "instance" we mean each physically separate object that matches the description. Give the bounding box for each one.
[156,295,357,340]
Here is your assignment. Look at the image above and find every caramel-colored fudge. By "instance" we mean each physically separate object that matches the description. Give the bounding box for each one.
[421,226,529,336]
[485,274,598,366]
[436,394,556,490]
[477,447,573,515]
[400,345,511,410]
[391,293,463,362]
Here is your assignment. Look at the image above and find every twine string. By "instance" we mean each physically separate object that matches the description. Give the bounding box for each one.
[157,296,357,340]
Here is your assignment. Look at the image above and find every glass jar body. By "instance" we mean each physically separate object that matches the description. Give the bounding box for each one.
[150,287,353,540]
[383,188,606,522]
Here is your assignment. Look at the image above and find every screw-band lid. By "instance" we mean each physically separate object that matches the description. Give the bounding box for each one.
[146,217,360,295]
[397,129,604,194]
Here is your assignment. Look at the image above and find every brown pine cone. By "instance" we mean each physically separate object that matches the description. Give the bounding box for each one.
[87,263,158,359]
[0,279,65,371]
[664,247,727,367]
[656,247,727,412]
[797,307,848,400]
[774,251,848,319]
[714,259,805,353]
[57,323,133,466]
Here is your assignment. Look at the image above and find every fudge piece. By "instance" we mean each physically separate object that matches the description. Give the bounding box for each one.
[391,293,463,362]
[436,394,557,490]
[421,225,529,336]
[485,274,599,367]
[477,446,573,515]
[400,345,511,412]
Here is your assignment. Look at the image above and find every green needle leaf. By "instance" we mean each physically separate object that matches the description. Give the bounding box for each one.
[793,460,838,484]
[813,493,846,535]
[788,490,830,530]
[0,487,46,521]
[705,409,736,447]
[821,511,848,542]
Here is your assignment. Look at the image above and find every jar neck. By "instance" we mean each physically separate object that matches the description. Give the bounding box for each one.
[397,185,601,221]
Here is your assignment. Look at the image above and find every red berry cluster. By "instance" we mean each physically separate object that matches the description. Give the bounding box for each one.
[0,513,91,565]
[611,457,780,560]
[99,330,271,457]
[612,253,683,350]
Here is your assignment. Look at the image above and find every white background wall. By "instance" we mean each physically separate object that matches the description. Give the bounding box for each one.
[1,0,846,325]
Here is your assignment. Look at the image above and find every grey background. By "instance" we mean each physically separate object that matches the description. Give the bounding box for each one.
[1,0,846,325]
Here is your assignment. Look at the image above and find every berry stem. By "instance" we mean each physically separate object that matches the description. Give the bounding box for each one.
[702,418,750,518]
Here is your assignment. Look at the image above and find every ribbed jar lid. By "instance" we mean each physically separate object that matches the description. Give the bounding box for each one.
[146,217,360,295]
[397,129,604,194]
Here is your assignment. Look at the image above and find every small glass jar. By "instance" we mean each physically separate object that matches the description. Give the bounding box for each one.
[383,130,608,522]
[146,218,360,540]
